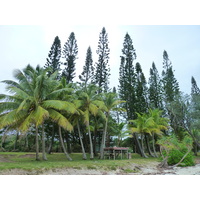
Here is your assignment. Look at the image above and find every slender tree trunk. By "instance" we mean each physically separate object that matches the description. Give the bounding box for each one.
[0,128,8,151]
[100,117,108,159]
[145,134,155,157]
[87,122,94,159]
[93,125,97,156]
[35,126,40,161]
[193,142,198,156]
[42,124,47,160]
[173,147,192,167]
[14,131,19,151]
[25,133,29,149]
[141,134,145,153]
[77,121,87,160]
[65,131,71,153]
[133,133,148,158]
[58,126,72,161]
[152,133,158,157]
[48,124,55,154]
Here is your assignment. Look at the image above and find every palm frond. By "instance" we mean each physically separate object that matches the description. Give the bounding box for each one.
[0,109,28,129]
[43,100,77,114]
[18,112,33,132]
[47,88,74,99]
[48,109,73,132]
[16,99,29,113]
[89,103,99,116]
[13,69,33,93]
[93,100,107,111]
[0,102,20,113]
[73,100,83,109]
[5,86,30,99]
[1,80,22,90]
[31,106,49,127]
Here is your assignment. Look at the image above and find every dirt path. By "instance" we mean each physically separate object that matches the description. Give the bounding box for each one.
[1,161,200,175]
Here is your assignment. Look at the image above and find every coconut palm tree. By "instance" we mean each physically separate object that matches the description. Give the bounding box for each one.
[148,109,169,157]
[128,109,169,158]
[128,113,155,158]
[70,98,87,160]
[76,84,105,159]
[99,92,125,159]
[0,65,76,161]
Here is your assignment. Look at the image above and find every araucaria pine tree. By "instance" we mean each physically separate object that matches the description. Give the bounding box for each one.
[93,27,110,93]
[44,36,61,78]
[148,62,163,110]
[161,50,180,103]
[118,33,137,120]
[161,50,181,135]
[191,76,200,96]
[62,32,78,83]
[79,46,94,87]
[135,62,148,114]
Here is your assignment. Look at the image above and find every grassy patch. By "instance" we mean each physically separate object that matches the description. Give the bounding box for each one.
[123,169,138,173]
[0,152,160,173]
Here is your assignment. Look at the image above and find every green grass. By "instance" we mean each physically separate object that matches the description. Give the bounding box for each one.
[0,152,160,173]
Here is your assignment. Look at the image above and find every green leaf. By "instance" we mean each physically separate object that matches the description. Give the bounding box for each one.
[48,109,73,132]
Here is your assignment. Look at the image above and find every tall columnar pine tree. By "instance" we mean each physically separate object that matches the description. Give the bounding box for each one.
[118,33,137,120]
[135,62,148,114]
[191,76,200,96]
[79,46,94,87]
[191,76,200,129]
[161,50,181,135]
[93,27,110,93]
[118,33,147,157]
[161,50,180,103]
[44,36,61,79]
[148,62,163,110]
[62,32,78,84]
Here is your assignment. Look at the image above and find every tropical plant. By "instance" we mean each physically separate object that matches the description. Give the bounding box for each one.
[0,65,76,161]
[99,92,125,159]
[76,84,105,159]
[148,109,169,157]
[128,113,155,158]
[157,135,194,167]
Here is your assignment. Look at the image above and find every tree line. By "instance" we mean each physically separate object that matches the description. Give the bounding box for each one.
[0,27,200,162]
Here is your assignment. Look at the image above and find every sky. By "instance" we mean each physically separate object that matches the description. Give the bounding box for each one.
[0,25,199,95]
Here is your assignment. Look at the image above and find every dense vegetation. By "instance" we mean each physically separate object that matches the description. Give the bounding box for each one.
[0,27,200,167]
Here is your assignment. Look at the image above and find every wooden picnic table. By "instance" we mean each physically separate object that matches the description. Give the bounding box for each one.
[103,147,129,160]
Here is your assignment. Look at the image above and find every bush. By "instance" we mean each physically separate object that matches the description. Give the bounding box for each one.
[168,149,195,166]
[157,135,195,167]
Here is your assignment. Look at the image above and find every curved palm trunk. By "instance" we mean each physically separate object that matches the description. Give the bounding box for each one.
[35,126,40,161]
[145,134,155,157]
[48,124,55,154]
[77,121,87,160]
[133,133,148,158]
[14,131,19,151]
[25,133,29,149]
[87,122,94,160]
[152,133,158,157]
[100,116,108,159]
[58,126,72,161]
[42,124,47,160]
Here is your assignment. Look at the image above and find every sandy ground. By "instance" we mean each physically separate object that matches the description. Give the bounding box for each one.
[1,160,200,175]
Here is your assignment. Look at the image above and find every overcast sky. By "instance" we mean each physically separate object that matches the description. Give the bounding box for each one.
[0,25,199,95]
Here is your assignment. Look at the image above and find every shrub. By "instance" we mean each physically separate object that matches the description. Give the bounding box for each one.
[168,149,195,166]
[157,135,195,167]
